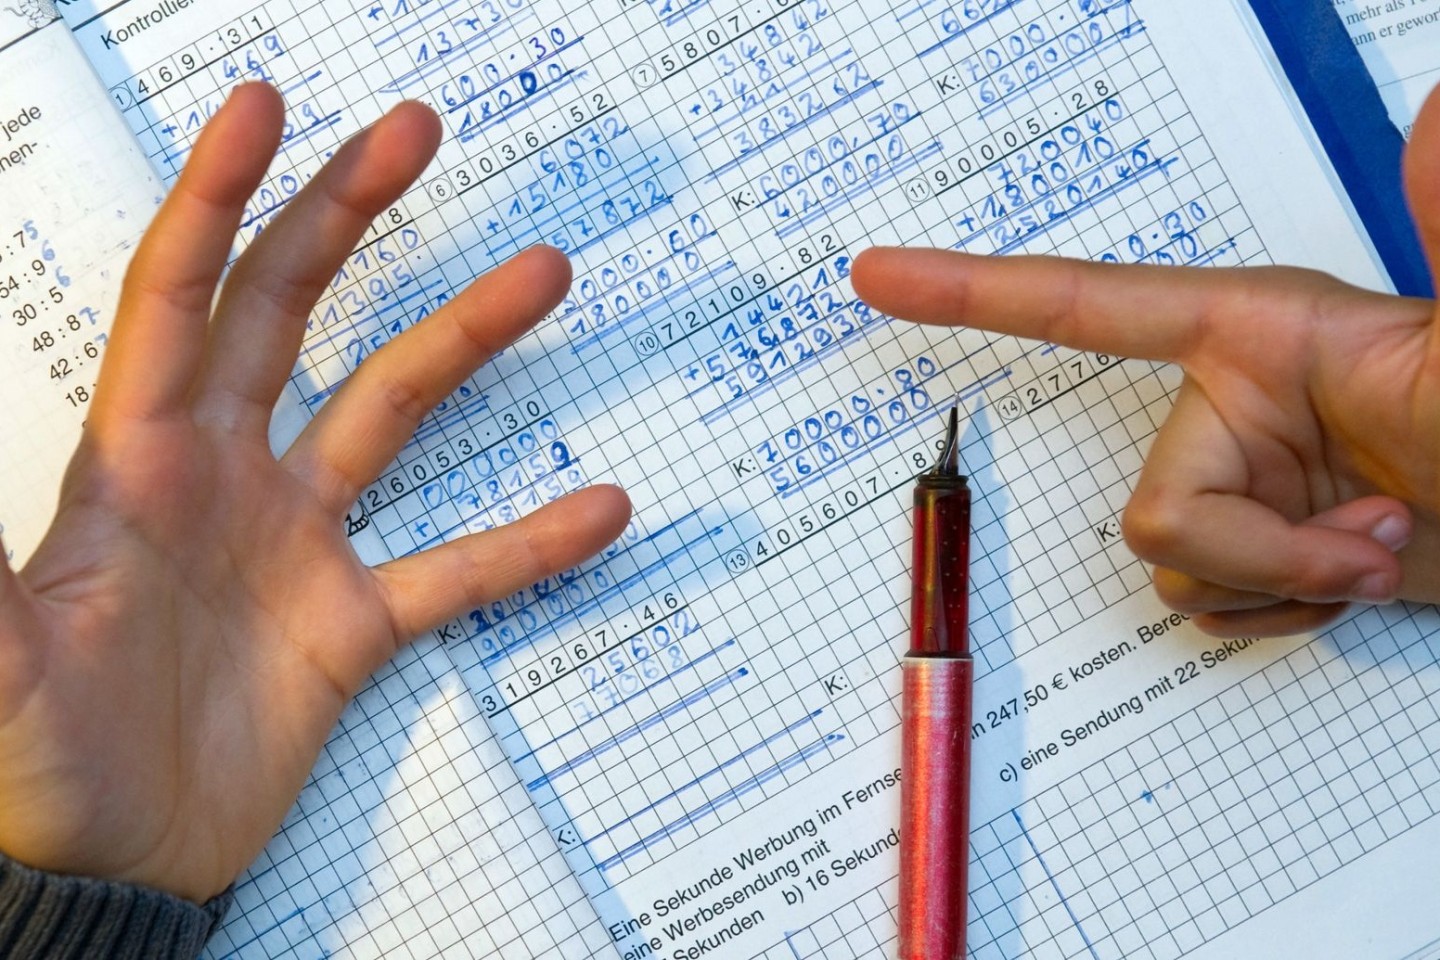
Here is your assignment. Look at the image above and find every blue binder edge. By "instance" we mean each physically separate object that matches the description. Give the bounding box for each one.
[1247,0,1432,297]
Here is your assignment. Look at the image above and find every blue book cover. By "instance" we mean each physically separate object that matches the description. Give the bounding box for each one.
[1250,0,1433,297]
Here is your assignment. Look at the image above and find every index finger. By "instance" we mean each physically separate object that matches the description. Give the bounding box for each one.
[98,83,283,422]
[851,246,1259,364]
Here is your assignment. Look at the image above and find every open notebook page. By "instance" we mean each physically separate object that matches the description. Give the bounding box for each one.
[56,0,1440,957]
[0,9,158,563]
[0,13,604,960]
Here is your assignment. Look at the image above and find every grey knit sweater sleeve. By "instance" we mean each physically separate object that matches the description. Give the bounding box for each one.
[0,852,232,959]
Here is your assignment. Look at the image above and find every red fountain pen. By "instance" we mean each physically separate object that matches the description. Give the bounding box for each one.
[899,405,972,960]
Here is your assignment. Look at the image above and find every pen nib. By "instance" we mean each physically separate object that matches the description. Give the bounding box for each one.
[928,405,962,478]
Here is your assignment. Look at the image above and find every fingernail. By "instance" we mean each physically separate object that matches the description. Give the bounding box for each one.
[1353,572,1397,603]
[1371,515,1411,552]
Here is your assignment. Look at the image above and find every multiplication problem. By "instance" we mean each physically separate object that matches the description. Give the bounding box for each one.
[107,9,274,110]
[752,357,942,495]
[725,432,944,574]
[361,403,586,558]
[424,93,620,207]
[677,247,876,419]
[477,592,700,720]
[624,1,761,88]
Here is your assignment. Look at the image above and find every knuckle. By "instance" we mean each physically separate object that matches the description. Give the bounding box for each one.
[1194,601,1346,640]
[371,369,433,427]
[1043,262,1084,342]
[1120,492,1187,562]
[450,308,504,358]
[462,528,541,606]
[318,163,391,225]
[941,268,974,324]
[228,258,323,320]
[1190,612,1255,640]
[121,257,216,314]
[510,522,549,582]
[1273,554,1346,603]
[322,185,378,226]
[457,549,498,603]
[1214,266,1340,335]
[1150,567,1206,613]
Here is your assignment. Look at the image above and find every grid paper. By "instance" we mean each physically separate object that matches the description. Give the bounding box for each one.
[204,640,607,959]
[57,0,1429,956]
[759,604,1440,960]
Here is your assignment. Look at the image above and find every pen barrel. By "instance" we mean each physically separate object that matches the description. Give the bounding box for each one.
[898,655,973,960]
[911,479,970,655]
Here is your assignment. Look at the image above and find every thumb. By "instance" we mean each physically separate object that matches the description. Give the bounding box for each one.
[0,535,38,720]
[1302,495,1412,551]
[0,530,18,604]
[1150,495,1412,613]
[1403,83,1440,285]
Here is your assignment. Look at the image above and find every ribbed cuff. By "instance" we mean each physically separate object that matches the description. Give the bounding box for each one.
[0,852,232,960]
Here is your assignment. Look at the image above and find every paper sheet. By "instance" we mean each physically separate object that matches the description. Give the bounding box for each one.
[1334,0,1440,136]
[51,0,1440,957]
[0,10,157,563]
[0,14,602,959]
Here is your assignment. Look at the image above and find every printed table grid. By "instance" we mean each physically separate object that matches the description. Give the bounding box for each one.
[760,604,1434,960]
[63,1,1380,958]
[759,604,1440,960]
[455,326,1175,716]
[394,0,1272,921]
[202,641,607,959]
[213,0,1209,699]
[515,440,926,871]
[474,438,924,884]
[504,362,1152,888]
[1404,934,1440,960]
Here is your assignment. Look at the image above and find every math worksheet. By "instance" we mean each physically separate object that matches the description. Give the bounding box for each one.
[51,0,1440,957]
[0,12,606,960]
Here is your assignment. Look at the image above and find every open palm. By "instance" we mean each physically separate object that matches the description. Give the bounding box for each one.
[854,87,1440,638]
[0,84,629,903]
